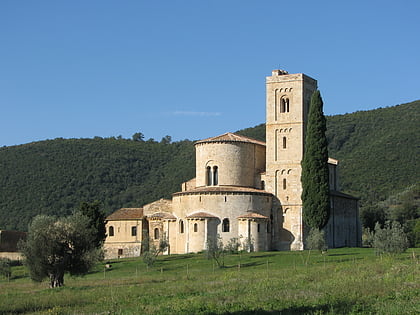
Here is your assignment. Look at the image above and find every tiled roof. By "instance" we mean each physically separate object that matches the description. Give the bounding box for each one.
[106,208,144,221]
[148,212,177,220]
[173,185,272,196]
[195,132,266,146]
[237,212,269,220]
[186,212,218,219]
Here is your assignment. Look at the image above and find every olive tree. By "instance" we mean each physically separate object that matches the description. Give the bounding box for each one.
[20,213,102,288]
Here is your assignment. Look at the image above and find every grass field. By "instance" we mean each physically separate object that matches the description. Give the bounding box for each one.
[1,248,419,314]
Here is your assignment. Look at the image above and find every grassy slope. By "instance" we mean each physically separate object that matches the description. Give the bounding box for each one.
[1,248,419,314]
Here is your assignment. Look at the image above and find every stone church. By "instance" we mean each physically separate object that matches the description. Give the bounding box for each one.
[104,70,361,259]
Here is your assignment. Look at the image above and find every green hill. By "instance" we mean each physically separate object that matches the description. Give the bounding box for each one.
[0,100,419,231]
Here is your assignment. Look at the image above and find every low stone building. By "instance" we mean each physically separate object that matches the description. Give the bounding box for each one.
[104,69,361,259]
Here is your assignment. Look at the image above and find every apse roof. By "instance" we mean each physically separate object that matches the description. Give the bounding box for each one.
[195,132,266,146]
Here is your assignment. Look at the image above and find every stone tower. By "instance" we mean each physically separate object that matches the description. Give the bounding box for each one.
[264,70,317,250]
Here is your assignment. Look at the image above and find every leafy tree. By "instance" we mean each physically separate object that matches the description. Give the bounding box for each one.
[360,204,386,231]
[132,132,145,142]
[161,135,172,144]
[301,90,330,230]
[20,214,102,288]
[78,201,106,248]
[373,221,409,255]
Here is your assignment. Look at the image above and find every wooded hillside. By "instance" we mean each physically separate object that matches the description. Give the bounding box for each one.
[0,100,418,231]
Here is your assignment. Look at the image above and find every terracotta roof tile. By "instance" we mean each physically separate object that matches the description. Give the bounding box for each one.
[237,212,269,220]
[106,208,144,221]
[186,211,218,219]
[195,132,266,146]
[148,212,177,220]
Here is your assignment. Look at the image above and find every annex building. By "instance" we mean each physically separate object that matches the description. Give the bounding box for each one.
[104,70,361,259]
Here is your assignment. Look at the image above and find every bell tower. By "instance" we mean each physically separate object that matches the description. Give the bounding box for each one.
[265,70,317,250]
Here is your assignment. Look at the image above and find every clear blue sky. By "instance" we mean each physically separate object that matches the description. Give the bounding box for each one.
[1,1,419,147]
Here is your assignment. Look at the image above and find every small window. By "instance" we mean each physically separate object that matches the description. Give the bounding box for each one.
[213,166,218,185]
[194,223,198,232]
[179,220,184,234]
[257,223,261,233]
[282,137,287,149]
[118,249,123,256]
[109,226,114,237]
[222,218,230,232]
[206,166,212,186]
[283,178,287,190]
[261,181,265,190]
[154,228,160,240]
[131,226,137,236]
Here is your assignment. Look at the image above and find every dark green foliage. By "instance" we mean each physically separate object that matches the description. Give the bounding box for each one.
[20,214,102,287]
[0,258,12,279]
[0,138,195,231]
[360,204,387,231]
[373,221,409,255]
[78,201,106,248]
[326,100,420,203]
[301,90,330,229]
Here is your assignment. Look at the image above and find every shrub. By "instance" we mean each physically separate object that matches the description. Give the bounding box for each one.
[0,258,12,279]
[306,229,327,252]
[205,235,224,268]
[225,237,241,254]
[373,221,409,255]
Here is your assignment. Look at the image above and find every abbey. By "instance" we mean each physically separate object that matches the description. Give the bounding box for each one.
[104,70,361,258]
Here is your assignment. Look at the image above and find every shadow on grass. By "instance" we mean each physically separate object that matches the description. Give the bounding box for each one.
[250,253,278,259]
[327,252,359,257]
[224,261,264,269]
[161,254,195,262]
[208,300,371,314]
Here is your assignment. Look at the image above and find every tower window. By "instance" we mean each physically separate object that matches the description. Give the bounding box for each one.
[257,223,261,232]
[282,137,287,149]
[131,226,137,236]
[261,180,265,190]
[194,223,198,232]
[283,178,287,190]
[206,166,212,186]
[154,228,160,240]
[280,97,290,113]
[109,226,114,237]
[179,220,184,233]
[222,218,230,232]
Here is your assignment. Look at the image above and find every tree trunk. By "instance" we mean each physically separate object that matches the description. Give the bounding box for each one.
[49,271,64,288]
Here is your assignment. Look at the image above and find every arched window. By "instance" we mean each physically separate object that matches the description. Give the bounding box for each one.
[154,228,160,240]
[193,223,198,232]
[283,178,287,190]
[282,137,287,149]
[179,220,184,233]
[222,218,230,232]
[109,226,114,237]
[206,166,212,186]
[213,166,218,185]
[280,97,290,113]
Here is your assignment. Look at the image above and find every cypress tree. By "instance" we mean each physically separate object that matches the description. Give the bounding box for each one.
[301,90,330,229]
